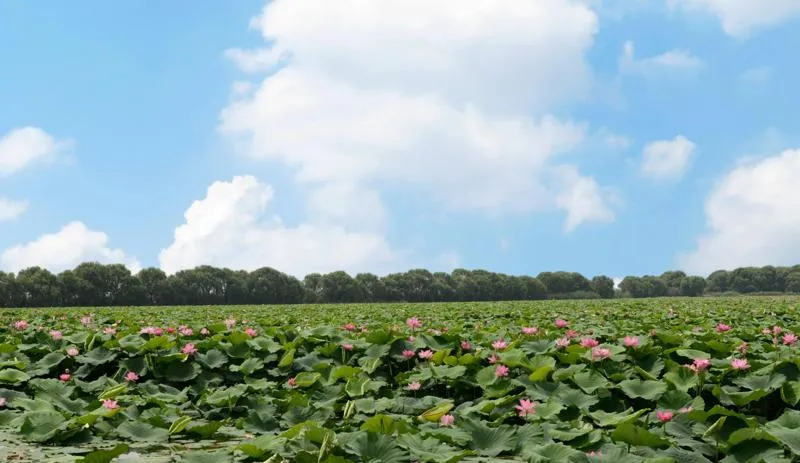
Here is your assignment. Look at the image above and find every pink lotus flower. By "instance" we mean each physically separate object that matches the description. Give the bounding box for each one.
[124,371,139,382]
[737,342,748,354]
[342,343,354,351]
[623,336,640,347]
[783,333,798,346]
[565,330,579,339]
[731,358,750,370]
[59,372,71,382]
[418,349,434,360]
[515,398,536,417]
[716,323,731,333]
[200,328,210,336]
[587,451,601,457]
[679,406,693,414]
[555,319,568,328]
[773,326,783,335]
[179,326,193,336]
[244,328,257,337]
[407,317,423,329]
[495,364,509,377]
[14,320,28,331]
[225,318,237,329]
[657,411,673,422]
[342,323,356,331]
[591,347,611,361]
[407,381,421,391]
[49,330,62,340]
[102,399,119,410]
[104,327,116,336]
[66,347,79,357]
[488,354,499,364]
[580,338,599,348]
[80,316,92,326]
[407,335,415,342]
[555,337,570,348]
[461,341,471,350]
[492,339,508,350]
[287,377,297,388]
[167,327,177,334]
[440,414,455,427]
[690,358,711,372]
[762,327,772,335]
[182,343,198,355]
[0,397,6,407]
[522,327,538,335]
[402,349,416,359]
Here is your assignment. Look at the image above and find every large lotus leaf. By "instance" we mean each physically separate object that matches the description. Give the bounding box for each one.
[523,443,584,462]
[397,434,474,463]
[19,411,69,442]
[611,423,670,449]
[78,347,117,366]
[618,379,668,401]
[664,368,699,392]
[588,408,649,427]
[342,431,408,463]
[460,417,517,457]
[572,371,610,394]
[0,368,30,384]
[196,349,228,369]
[720,440,786,463]
[75,444,130,463]
[115,421,169,442]
[764,409,800,455]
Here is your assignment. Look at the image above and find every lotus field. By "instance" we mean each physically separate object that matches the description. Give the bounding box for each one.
[1,298,800,462]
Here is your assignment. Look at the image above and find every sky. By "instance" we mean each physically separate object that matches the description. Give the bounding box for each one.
[1,0,800,280]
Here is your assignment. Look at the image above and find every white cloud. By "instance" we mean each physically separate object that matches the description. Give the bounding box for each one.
[159,176,404,277]
[620,41,703,76]
[554,166,616,232]
[678,149,800,274]
[0,127,73,177]
[669,0,800,36]
[0,221,140,274]
[641,135,697,180]
[0,198,28,222]
[220,0,615,232]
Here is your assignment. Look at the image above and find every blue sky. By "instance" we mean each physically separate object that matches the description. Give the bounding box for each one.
[1,0,800,279]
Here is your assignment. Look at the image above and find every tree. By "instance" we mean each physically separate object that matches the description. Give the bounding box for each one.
[680,276,706,297]
[706,270,730,293]
[321,271,364,303]
[0,271,18,307]
[591,275,615,299]
[138,268,171,305]
[15,267,61,307]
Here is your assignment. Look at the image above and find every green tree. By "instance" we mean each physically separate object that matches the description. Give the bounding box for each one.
[590,275,615,299]
[680,276,706,297]
[15,267,62,307]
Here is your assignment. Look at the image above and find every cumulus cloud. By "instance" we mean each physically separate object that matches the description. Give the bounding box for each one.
[0,127,72,177]
[678,149,800,274]
[668,0,800,36]
[0,198,28,222]
[641,135,696,181]
[159,176,404,277]
[620,41,703,77]
[0,221,140,274]
[220,0,615,232]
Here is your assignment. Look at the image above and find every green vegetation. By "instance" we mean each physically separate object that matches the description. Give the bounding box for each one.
[4,262,800,308]
[0,297,799,461]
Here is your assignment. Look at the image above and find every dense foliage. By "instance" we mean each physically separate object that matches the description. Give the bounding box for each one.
[0,298,799,461]
[3,262,800,308]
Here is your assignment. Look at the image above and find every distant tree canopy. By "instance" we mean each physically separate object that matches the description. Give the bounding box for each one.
[0,263,798,307]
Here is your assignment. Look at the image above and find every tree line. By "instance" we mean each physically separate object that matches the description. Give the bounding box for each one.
[0,262,798,308]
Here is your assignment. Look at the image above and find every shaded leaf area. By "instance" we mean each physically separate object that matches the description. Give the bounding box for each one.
[0,297,798,461]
